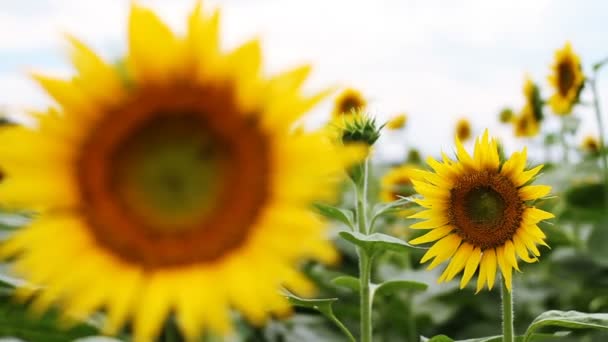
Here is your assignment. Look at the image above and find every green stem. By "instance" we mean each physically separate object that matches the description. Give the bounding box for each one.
[328,314,357,342]
[358,251,373,342]
[501,277,514,342]
[404,295,417,342]
[355,158,373,342]
[589,74,608,210]
[559,116,569,163]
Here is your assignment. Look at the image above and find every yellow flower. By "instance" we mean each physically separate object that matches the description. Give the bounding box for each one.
[513,106,540,137]
[332,88,366,118]
[409,131,553,292]
[380,164,419,203]
[455,118,472,141]
[548,42,585,115]
[0,4,361,342]
[386,113,407,130]
[581,135,600,154]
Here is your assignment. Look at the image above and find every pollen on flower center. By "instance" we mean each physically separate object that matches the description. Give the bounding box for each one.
[76,86,271,268]
[448,170,524,250]
[464,187,506,226]
[112,114,229,232]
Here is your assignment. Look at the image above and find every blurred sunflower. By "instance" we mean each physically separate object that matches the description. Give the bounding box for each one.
[581,135,600,154]
[499,108,514,124]
[332,88,366,118]
[380,164,418,203]
[386,113,407,130]
[548,42,585,115]
[409,131,553,292]
[0,3,361,341]
[455,118,472,141]
[514,107,540,137]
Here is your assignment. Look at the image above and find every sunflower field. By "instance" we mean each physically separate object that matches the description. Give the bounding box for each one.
[0,1,607,342]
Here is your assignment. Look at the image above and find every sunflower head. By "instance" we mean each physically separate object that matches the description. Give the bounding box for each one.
[455,118,472,142]
[513,107,540,138]
[332,88,366,118]
[581,135,600,154]
[499,107,515,124]
[338,112,382,147]
[386,113,407,130]
[408,130,553,292]
[0,3,361,341]
[380,164,419,203]
[548,42,585,115]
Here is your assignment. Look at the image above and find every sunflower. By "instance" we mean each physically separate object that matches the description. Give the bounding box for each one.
[380,164,419,203]
[455,118,472,142]
[513,107,540,138]
[0,4,361,341]
[332,88,366,118]
[408,131,553,292]
[581,135,600,154]
[386,113,407,130]
[548,42,585,115]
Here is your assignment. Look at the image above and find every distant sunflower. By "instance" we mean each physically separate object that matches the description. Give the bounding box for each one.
[581,135,600,154]
[409,131,553,292]
[514,107,540,138]
[0,4,360,342]
[386,113,407,130]
[332,88,366,118]
[380,164,419,203]
[455,118,472,141]
[548,42,585,115]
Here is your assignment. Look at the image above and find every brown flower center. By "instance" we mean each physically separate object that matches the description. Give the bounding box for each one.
[448,170,523,250]
[77,84,269,269]
[558,61,576,96]
[338,96,364,115]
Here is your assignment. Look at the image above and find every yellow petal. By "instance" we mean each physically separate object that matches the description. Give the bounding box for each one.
[512,235,537,263]
[483,248,497,290]
[444,243,474,282]
[128,4,183,82]
[66,34,124,106]
[513,164,543,186]
[496,246,513,291]
[420,234,461,266]
[461,247,482,289]
[519,185,551,201]
[504,240,520,272]
[410,217,450,229]
[409,226,454,245]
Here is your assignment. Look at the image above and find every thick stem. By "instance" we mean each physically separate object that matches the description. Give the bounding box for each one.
[354,158,373,342]
[501,277,514,342]
[358,250,373,342]
[590,75,608,210]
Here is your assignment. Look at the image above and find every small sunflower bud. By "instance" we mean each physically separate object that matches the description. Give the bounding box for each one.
[499,108,514,123]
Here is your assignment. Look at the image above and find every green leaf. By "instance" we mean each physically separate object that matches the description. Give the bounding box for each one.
[374,279,428,296]
[339,231,420,256]
[0,293,99,342]
[284,291,355,342]
[372,196,417,218]
[565,182,605,211]
[524,310,608,342]
[331,275,360,291]
[421,335,454,342]
[313,203,355,229]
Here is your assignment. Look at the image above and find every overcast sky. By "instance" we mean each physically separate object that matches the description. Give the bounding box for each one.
[1,0,607,162]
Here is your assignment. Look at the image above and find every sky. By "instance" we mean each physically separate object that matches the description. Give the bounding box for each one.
[1,0,607,163]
